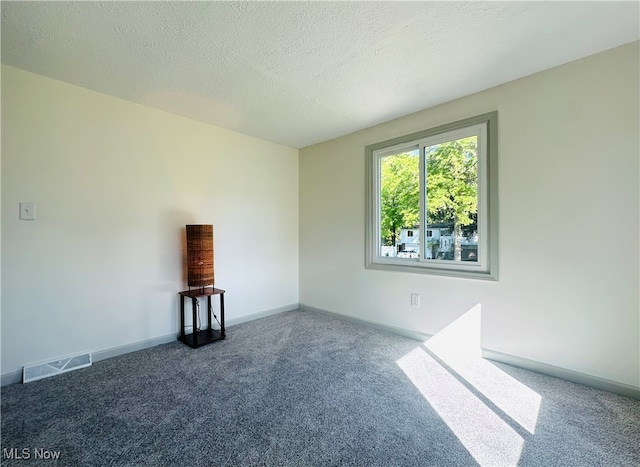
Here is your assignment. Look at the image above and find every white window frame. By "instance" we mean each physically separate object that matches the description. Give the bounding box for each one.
[365,112,498,281]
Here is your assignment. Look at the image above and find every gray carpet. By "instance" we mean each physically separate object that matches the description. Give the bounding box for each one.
[1,309,638,466]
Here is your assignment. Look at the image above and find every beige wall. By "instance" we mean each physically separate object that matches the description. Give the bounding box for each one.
[1,65,299,375]
[299,42,639,387]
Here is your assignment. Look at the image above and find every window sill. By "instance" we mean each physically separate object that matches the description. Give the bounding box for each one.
[366,260,498,281]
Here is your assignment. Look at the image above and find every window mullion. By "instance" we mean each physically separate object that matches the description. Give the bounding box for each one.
[419,143,427,261]
[375,154,383,258]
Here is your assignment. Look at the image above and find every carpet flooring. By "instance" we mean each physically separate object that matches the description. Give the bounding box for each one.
[1,309,638,466]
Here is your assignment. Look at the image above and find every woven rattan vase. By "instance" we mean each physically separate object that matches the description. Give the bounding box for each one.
[186,225,214,289]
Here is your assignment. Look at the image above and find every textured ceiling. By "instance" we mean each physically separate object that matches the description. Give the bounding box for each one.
[2,1,639,148]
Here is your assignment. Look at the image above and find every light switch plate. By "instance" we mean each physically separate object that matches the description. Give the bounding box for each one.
[20,202,36,220]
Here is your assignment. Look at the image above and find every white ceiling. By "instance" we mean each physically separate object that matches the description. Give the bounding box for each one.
[2,1,639,149]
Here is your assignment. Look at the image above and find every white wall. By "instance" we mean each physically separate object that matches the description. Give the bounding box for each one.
[1,65,299,376]
[300,42,639,388]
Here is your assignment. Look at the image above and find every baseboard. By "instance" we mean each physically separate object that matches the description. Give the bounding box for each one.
[6,304,635,399]
[92,333,178,364]
[1,303,299,387]
[1,335,178,387]
[226,303,299,327]
[1,370,22,386]
[301,303,640,401]
[483,348,640,400]
[299,303,432,341]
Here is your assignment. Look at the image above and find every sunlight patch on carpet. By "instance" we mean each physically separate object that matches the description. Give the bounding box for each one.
[424,304,541,434]
[397,304,542,466]
[398,346,523,466]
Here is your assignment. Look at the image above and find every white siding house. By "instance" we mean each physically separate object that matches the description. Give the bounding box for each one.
[398,225,478,260]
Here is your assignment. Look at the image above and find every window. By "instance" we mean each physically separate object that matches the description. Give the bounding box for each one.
[365,112,498,280]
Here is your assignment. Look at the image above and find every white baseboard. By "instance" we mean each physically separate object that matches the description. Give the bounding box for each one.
[482,348,640,400]
[226,303,299,327]
[92,333,177,364]
[299,303,432,341]
[5,303,637,400]
[1,370,22,386]
[1,303,298,387]
[302,303,640,401]
[0,334,178,387]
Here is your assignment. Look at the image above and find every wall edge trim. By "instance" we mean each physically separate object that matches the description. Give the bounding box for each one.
[301,303,639,400]
[225,303,299,327]
[300,303,432,341]
[1,303,299,387]
[482,348,640,400]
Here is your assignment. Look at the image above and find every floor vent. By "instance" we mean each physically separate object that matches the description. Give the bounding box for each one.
[23,352,92,383]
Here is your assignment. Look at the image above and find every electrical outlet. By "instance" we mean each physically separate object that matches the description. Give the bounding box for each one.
[411,293,420,308]
[20,202,36,220]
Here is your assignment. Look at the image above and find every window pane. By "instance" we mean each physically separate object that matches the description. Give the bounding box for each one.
[379,149,419,258]
[424,136,478,262]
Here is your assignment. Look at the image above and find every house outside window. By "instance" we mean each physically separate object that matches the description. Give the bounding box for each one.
[365,112,498,280]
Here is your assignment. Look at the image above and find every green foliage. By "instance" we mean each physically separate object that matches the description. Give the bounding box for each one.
[425,137,478,227]
[380,152,419,246]
[379,137,478,260]
[426,137,478,261]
